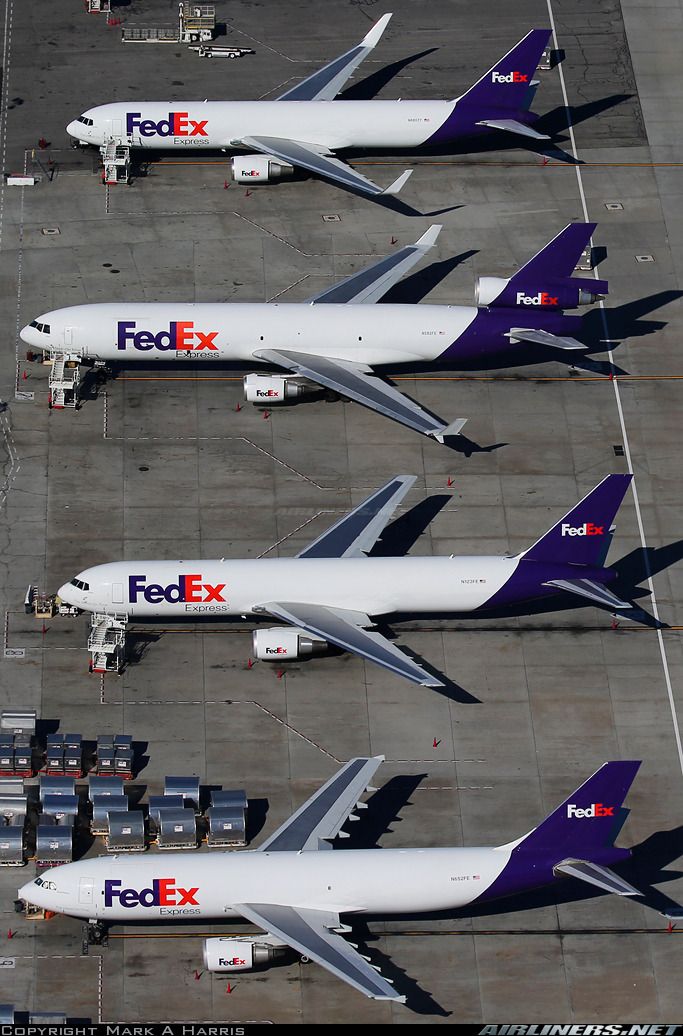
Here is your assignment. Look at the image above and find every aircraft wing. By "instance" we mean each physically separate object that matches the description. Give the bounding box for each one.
[295,475,416,559]
[253,601,444,687]
[254,348,466,441]
[305,225,442,304]
[236,135,412,197]
[276,13,393,101]
[257,755,384,851]
[235,903,405,1002]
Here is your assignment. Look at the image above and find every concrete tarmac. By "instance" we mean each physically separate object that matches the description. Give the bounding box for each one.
[0,0,681,1023]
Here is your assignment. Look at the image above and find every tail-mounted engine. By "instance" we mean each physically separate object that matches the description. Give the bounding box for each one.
[475,275,608,310]
[231,154,294,184]
[243,373,317,404]
[252,627,327,661]
[203,937,288,972]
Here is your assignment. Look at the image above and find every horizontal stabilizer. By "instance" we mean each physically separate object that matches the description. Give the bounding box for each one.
[554,858,641,897]
[476,118,549,141]
[507,328,585,350]
[543,577,632,610]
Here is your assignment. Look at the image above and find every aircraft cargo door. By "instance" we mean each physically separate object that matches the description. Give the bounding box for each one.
[78,877,95,905]
[112,583,124,606]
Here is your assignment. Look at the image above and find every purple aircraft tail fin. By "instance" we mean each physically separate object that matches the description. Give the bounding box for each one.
[522,474,632,566]
[511,222,598,282]
[513,761,641,856]
[459,28,552,111]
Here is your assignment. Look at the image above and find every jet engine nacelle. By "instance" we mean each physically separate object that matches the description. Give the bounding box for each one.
[231,154,294,183]
[243,373,316,403]
[475,275,608,310]
[203,937,287,972]
[252,626,327,661]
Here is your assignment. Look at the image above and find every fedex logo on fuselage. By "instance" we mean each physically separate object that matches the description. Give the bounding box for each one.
[126,112,208,138]
[104,877,199,908]
[117,321,218,352]
[491,70,528,83]
[516,291,559,306]
[561,523,604,537]
[129,574,226,605]
[567,802,615,818]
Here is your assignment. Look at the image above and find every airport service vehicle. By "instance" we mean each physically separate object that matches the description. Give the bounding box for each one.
[19,757,678,1002]
[20,222,606,441]
[66,15,552,198]
[56,472,639,689]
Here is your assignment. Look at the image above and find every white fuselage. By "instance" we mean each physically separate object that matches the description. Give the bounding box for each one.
[67,99,459,151]
[19,844,512,922]
[57,555,520,618]
[21,302,475,367]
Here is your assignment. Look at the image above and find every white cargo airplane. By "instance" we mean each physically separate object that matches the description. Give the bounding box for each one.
[20,757,676,1002]
[56,472,638,689]
[66,15,552,198]
[20,222,606,442]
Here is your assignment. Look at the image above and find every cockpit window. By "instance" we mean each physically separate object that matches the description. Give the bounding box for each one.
[28,321,50,334]
[77,116,94,127]
[34,876,44,886]
[70,578,90,591]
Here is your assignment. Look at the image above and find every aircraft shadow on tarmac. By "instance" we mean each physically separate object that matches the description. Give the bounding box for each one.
[339,49,440,102]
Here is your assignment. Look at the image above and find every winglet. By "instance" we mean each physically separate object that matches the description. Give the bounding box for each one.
[361,12,393,49]
[415,224,442,250]
[432,417,468,443]
[382,168,413,195]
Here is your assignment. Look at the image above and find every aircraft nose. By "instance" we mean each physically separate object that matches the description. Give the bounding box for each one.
[56,582,73,605]
[17,878,49,909]
[19,324,37,346]
[66,120,81,139]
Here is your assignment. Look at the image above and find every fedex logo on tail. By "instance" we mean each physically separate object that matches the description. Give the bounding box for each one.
[105,878,199,908]
[117,321,218,352]
[129,574,226,605]
[561,523,604,537]
[567,802,615,819]
[516,291,559,306]
[126,112,208,138]
[492,70,528,83]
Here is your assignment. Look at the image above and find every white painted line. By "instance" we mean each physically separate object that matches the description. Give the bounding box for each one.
[545,0,683,777]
